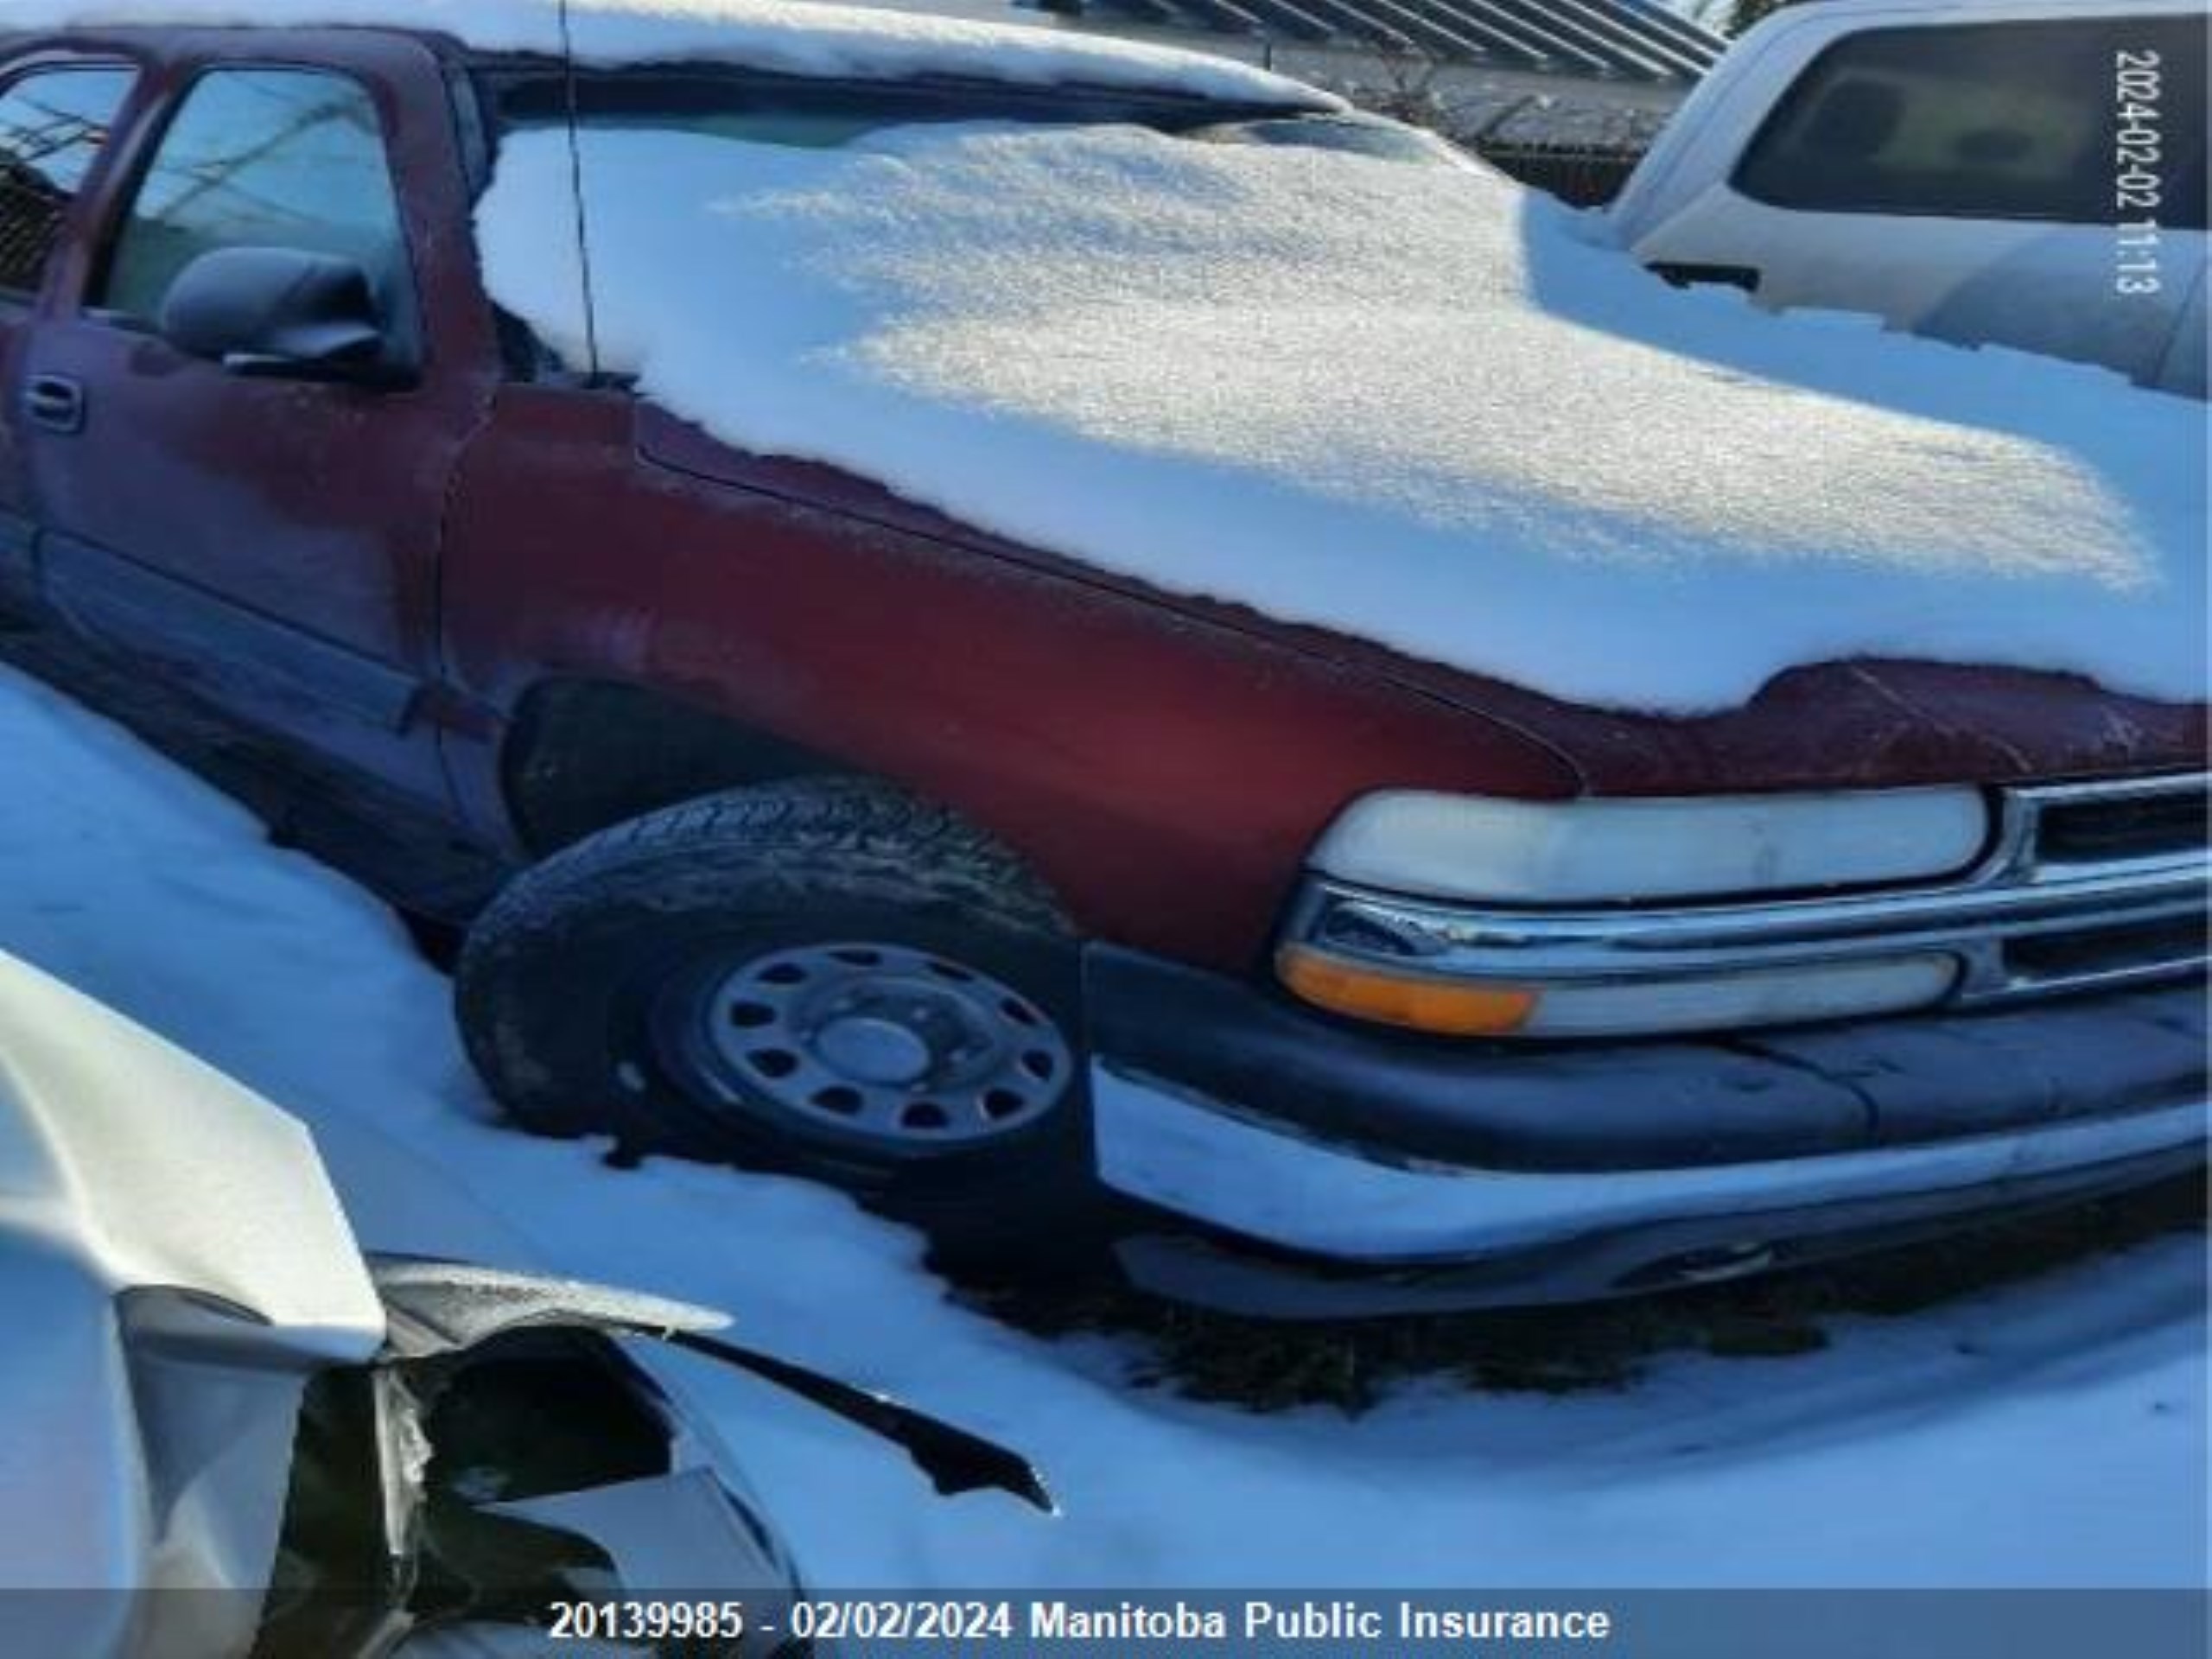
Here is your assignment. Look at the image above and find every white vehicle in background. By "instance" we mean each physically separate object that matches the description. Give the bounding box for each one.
[1606,0,2209,396]
[0,952,1045,1657]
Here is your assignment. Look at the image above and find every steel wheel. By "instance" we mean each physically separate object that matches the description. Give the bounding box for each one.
[658,941,1076,1152]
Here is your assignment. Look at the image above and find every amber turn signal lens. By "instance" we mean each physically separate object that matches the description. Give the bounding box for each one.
[1276,945,1539,1037]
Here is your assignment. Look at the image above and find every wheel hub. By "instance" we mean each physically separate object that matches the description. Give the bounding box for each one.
[812,1012,935,1086]
[677,942,1073,1148]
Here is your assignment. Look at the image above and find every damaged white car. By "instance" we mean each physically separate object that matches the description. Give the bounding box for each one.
[0,952,1049,1656]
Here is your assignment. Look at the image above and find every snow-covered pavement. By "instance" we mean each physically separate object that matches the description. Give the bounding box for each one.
[0,659,2203,1590]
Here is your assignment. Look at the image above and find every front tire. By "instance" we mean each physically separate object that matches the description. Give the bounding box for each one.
[454,779,1100,1268]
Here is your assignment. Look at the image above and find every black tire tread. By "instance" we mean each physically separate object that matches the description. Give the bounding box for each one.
[473,776,1069,955]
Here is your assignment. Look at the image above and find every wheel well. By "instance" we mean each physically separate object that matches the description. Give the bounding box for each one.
[502,680,836,855]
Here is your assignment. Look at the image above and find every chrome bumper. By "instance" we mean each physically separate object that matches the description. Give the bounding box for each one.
[1083,939,2208,1313]
[1094,1063,2209,1266]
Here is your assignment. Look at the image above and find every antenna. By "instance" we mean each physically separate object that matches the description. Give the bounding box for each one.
[556,0,606,383]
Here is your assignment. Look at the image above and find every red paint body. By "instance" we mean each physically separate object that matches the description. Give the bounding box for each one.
[0,26,2201,976]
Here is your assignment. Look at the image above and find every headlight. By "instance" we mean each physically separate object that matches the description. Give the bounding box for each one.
[1283,787,1995,1039]
[1309,788,1991,904]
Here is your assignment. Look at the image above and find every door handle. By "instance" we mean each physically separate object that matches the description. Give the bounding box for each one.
[1648,262,1764,296]
[23,374,86,435]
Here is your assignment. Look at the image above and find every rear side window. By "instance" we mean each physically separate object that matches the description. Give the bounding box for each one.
[1736,16,2209,229]
[0,65,136,301]
[99,67,410,325]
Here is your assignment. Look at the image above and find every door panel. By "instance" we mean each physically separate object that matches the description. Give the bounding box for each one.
[41,530,421,732]
[1637,187,2199,385]
[16,42,499,802]
[29,312,461,701]
[2155,258,2209,397]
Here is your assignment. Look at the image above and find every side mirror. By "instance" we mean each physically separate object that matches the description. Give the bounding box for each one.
[159,247,408,387]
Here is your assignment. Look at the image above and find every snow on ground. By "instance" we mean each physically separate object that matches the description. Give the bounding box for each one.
[0,658,2202,1589]
[3,0,1327,107]
[478,120,2205,715]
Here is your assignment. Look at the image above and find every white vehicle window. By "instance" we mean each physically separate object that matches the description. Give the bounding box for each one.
[1734,16,2207,231]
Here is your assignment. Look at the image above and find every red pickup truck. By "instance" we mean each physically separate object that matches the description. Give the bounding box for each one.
[0,7,2203,1314]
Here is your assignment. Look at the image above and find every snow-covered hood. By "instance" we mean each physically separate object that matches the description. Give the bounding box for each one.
[483,120,2206,719]
[0,951,380,1620]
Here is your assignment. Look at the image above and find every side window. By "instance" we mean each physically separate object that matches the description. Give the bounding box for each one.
[99,68,411,326]
[0,65,137,301]
[1735,17,2209,229]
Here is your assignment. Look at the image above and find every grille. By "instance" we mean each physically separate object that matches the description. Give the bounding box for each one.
[2004,916,2209,988]
[1986,773,2212,1000]
[2035,779,2210,868]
